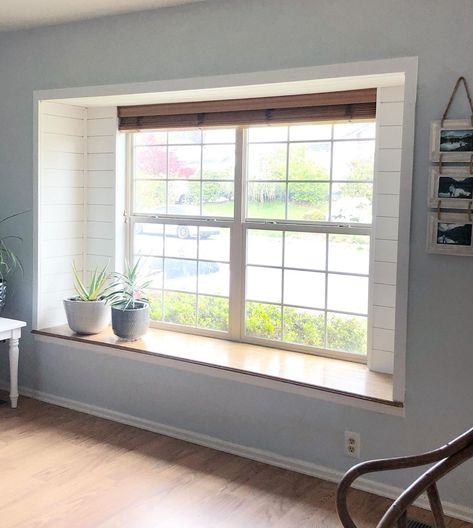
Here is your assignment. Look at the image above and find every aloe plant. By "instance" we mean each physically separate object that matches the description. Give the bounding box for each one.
[72,262,109,301]
[0,211,27,283]
[104,259,152,310]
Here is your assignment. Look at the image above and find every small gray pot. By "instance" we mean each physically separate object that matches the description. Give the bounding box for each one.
[111,302,149,341]
[0,281,6,314]
[63,298,110,335]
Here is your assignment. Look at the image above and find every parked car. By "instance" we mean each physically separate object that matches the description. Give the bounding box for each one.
[135,206,219,239]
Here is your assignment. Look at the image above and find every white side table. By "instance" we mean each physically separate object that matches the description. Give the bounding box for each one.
[0,317,26,408]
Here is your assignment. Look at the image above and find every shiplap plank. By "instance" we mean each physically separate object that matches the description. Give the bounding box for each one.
[88,153,115,171]
[87,221,114,240]
[377,86,404,103]
[41,101,84,119]
[86,254,112,271]
[377,172,400,195]
[374,261,397,285]
[42,133,84,154]
[41,272,74,294]
[370,349,394,374]
[42,222,83,240]
[42,114,84,136]
[373,306,395,330]
[374,239,398,263]
[42,151,84,171]
[87,238,114,257]
[375,217,399,240]
[377,102,404,126]
[87,117,117,136]
[87,204,115,222]
[87,107,117,119]
[372,328,395,352]
[373,284,396,308]
[87,170,114,188]
[87,136,116,154]
[41,187,84,206]
[378,126,403,149]
[42,238,83,258]
[42,255,83,275]
[42,204,83,223]
[375,194,400,218]
[42,169,83,188]
[377,149,402,172]
[88,188,114,206]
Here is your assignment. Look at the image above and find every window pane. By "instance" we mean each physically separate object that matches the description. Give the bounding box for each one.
[248,144,287,180]
[246,266,282,303]
[283,270,325,309]
[288,143,331,180]
[134,180,166,214]
[148,290,163,321]
[135,146,167,178]
[328,234,370,275]
[332,140,375,181]
[245,302,281,339]
[202,182,234,217]
[283,307,325,347]
[164,291,196,325]
[164,226,198,258]
[284,232,326,271]
[289,124,332,141]
[139,257,163,289]
[327,274,368,314]
[333,122,375,140]
[134,223,164,256]
[135,131,167,146]
[168,145,201,179]
[248,126,288,142]
[203,145,235,179]
[247,230,283,267]
[167,181,200,213]
[198,295,229,331]
[163,258,197,292]
[199,227,230,262]
[247,182,286,219]
[287,182,329,221]
[198,261,229,296]
[327,313,367,354]
[168,130,201,144]
[331,182,373,223]
[203,128,236,144]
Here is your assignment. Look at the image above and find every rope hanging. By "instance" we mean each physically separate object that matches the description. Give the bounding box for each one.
[441,76,473,127]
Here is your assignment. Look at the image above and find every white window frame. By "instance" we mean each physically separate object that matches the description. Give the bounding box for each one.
[126,124,374,364]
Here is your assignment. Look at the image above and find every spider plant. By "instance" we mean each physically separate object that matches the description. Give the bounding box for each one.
[105,259,152,310]
[72,261,109,301]
[0,211,27,283]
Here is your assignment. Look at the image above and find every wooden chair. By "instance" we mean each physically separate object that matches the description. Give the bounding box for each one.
[337,427,473,527]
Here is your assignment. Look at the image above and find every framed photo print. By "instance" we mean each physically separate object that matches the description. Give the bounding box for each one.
[428,167,473,208]
[430,119,473,162]
[427,212,473,256]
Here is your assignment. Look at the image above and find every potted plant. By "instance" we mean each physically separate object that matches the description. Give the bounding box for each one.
[0,211,26,313]
[63,263,110,335]
[105,260,152,341]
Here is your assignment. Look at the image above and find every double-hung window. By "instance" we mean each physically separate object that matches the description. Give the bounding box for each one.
[124,91,376,362]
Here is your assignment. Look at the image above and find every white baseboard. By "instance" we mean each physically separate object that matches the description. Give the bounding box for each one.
[4,384,473,524]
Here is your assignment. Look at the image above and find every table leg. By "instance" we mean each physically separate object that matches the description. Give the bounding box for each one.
[9,337,19,408]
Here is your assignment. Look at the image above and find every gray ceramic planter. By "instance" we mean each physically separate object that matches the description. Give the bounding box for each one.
[63,298,110,335]
[111,302,149,341]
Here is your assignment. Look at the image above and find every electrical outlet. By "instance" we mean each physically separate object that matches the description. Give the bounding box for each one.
[344,431,361,459]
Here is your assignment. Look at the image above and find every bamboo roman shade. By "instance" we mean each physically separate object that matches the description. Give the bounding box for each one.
[118,88,377,131]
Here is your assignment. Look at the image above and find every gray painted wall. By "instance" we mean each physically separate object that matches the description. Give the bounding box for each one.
[0,0,472,508]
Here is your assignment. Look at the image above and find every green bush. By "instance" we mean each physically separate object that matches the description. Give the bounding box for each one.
[163,292,196,326]
[198,296,229,331]
[327,314,367,354]
[245,302,281,339]
[283,307,325,347]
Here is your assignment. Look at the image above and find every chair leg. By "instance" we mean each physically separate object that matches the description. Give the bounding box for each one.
[397,511,408,528]
[427,484,446,528]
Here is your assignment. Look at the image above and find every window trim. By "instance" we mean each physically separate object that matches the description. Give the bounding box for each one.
[126,124,374,364]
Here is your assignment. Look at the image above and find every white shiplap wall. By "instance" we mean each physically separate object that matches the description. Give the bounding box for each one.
[37,103,118,328]
[369,85,404,374]
[86,108,118,277]
[39,102,86,328]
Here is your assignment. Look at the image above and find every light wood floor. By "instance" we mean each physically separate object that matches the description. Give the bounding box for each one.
[0,396,470,528]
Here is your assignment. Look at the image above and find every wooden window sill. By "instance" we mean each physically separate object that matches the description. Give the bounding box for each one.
[32,325,400,408]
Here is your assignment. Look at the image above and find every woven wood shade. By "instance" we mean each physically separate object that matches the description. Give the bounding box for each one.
[118,88,377,131]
